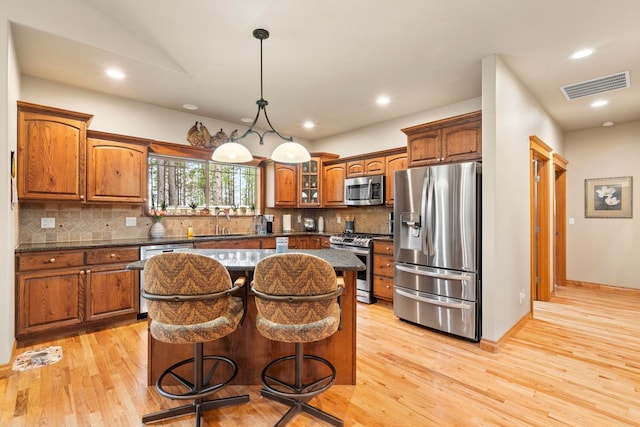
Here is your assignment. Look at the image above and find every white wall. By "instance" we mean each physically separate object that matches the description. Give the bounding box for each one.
[481,55,563,342]
[565,121,640,289]
[1,9,19,367]
[20,76,311,159]
[314,97,481,156]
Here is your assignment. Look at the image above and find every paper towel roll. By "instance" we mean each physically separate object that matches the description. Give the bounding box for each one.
[282,214,292,232]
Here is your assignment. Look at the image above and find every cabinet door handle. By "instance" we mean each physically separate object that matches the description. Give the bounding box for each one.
[110,253,116,258]
[86,269,91,274]
[49,258,56,263]
[385,263,391,267]
[80,194,85,199]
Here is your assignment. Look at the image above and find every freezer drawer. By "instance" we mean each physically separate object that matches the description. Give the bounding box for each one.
[395,263,477,301]
[394,286,478,341]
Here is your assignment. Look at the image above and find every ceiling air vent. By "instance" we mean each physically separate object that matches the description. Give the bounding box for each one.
[560,71,630,100]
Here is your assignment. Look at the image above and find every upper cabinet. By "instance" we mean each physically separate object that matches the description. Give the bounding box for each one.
[17,101,93,202]
[265,153,338,208]
[346,157,385,177]
[86,131,149,204]
[17,102,150,204]
[323,162,346,207]
[402,111,481,168]
[384,152,408,206]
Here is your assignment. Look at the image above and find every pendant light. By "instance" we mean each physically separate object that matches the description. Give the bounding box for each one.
[229,28,310,164]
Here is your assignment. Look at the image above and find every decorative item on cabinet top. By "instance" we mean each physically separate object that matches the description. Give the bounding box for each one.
[186,122,235,149]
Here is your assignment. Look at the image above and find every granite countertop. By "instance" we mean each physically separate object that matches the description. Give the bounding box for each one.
[127,248,366,271]
[15,231,334,253]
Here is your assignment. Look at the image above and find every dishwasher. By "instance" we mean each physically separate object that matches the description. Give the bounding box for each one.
[139,243,194,318]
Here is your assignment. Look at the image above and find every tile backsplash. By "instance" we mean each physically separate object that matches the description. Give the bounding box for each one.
[19,203,394,244]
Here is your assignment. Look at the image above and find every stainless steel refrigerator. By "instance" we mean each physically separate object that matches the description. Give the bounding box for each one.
[393,161,481,341]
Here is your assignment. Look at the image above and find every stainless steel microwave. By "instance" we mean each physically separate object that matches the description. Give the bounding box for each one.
[344,175,384,206]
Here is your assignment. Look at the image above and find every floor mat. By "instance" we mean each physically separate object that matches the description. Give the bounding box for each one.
[12,346,63,371]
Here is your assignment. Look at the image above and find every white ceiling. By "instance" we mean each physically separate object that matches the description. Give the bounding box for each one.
[8,0,640,140]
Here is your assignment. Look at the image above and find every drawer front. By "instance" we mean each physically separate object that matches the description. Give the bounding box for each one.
[373,255,394,277]
[85,247,139,265]
[17,251,85,271]
[374,275,394,300]
[373,241,394,256]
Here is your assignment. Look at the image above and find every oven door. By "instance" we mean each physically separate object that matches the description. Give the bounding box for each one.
[330,243,374,303]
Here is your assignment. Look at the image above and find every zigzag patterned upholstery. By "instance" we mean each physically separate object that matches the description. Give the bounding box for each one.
[252,253,341,343]
[144,252,243,344]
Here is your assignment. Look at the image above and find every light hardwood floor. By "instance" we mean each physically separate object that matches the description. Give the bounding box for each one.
[2,285,639,426]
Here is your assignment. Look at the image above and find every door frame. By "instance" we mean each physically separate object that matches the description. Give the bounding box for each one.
[553,153,568,288]
[529,136,552,305]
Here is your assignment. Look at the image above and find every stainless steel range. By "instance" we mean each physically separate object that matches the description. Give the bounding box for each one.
[330,233,375,304]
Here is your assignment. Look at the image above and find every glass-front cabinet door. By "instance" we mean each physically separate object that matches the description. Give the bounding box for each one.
[299,157,321,207]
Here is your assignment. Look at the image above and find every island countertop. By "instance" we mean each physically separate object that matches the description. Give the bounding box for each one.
[128,248,365,272]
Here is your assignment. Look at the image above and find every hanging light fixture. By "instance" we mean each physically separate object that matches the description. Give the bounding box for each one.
[227,28,310,164]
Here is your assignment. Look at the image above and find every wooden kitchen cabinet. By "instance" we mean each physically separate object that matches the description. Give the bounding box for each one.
[86,131,149,203]
[299,157,321,207]
[17,102,150,204]
[15,246,140,342]
[373,240,395,302]
[17,101,93,201]
[403,111,481,167]
[346,156,385,177]
[323,162,346,207]
[385,152,408,206]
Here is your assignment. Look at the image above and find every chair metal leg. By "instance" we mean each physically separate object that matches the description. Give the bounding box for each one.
[142,343,249,425]
[260,343,342,426]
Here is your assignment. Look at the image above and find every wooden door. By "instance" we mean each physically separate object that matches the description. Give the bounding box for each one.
[86,137,147,203]
[17,109,90,201]
[323,163,346,207]
[274,163,297,207]
[385,152,408,205]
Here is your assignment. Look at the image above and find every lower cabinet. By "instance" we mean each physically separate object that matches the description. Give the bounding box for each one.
[15,246,139,342]
[373,240,395,302]
[194,239,261,249]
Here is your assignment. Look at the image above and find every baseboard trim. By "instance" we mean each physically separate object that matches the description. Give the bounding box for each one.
[0,340,17,379]
[563,280,640,296]
[479,312,532,353]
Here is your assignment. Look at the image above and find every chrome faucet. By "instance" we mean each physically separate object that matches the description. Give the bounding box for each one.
[215,210,230,235]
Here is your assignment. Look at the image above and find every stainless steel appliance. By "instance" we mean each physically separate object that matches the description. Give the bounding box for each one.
[344,175,384,206]
[393,161,481,341]
[138,243,194,317]
[329,233,375,304]
[303,217,316,231]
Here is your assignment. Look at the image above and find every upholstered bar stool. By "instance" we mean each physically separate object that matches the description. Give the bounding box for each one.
[141,252,250,426]
[252,253,344,426]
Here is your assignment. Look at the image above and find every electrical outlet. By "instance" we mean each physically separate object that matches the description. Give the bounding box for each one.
[41,218,55,228]
[337,216,342,224]
[125,217,137,227]
[519,290,526,304]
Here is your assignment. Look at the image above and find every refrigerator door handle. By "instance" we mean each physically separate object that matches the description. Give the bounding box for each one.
[421,176,434,256]
[396,288,471,309]
[395,264,470,282]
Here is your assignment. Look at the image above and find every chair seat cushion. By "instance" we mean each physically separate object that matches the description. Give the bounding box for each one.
[256,304,341,343]
[150,297,243,344]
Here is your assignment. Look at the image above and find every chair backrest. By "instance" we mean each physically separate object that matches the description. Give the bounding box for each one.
[143,252,233,325]
[252,253,338,325]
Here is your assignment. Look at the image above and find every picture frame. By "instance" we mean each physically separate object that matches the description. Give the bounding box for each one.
[584,176,632,218]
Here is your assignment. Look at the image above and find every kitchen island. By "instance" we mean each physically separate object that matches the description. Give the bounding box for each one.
[129,248,365,386]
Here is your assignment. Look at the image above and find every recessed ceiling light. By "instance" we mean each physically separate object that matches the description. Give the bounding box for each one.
[591,100,608,108]
[571,49,593,60]
[303,121,315,129]
[105,68,125,79]
[182,104,198,110]
[602,121,615,127]
[376,96,390,105]
[241,117,253,123]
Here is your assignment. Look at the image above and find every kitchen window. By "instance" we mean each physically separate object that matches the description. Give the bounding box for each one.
[148,154,257,214]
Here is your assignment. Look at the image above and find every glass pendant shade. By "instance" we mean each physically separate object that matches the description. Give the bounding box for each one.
[270,142,311,163]
[211,142,253,163]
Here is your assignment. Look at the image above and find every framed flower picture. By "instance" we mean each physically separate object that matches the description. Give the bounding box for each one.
[585,176,632,218]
